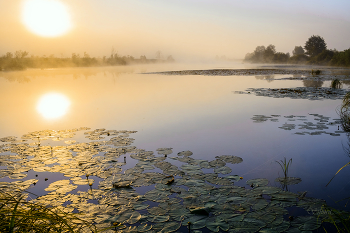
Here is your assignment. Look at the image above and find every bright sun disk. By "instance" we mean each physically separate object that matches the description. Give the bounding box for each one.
[37,93,70,119]
[22,0,72,37]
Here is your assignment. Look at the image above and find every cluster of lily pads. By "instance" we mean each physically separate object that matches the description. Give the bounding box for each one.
[148,69,310,76]
[0,128,348,232]
[235,87,349,100]
[251,114,344,136]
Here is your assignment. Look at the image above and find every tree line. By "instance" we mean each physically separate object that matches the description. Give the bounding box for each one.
[0,50,175,71]
[244,35,350,67]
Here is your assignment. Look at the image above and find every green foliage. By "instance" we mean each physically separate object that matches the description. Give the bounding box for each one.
[292,46,305,56]
[0,190,99,233]
[308,49,336,65]
[330,49,350,67]
[244,44,290,63]
[272,52,290,63]
[289,54,309,64]
[304,35,327,57]
[0,50,175,71]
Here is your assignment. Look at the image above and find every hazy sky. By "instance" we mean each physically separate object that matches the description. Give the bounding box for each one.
[1,0,350,61]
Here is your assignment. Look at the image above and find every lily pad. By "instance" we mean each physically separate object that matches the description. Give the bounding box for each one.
[246,178,269,187]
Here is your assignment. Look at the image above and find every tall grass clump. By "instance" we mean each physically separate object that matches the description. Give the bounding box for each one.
[276,157,292,178]
[0,190,99,233]
[338,92,350,132]
[331,79,343,89]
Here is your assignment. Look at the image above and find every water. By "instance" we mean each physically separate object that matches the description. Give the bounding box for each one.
[0,62,350,231]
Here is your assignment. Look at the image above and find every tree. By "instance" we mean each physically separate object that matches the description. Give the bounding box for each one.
[292,46,304,56]
[265,44,276,61]
[304,35,327,57]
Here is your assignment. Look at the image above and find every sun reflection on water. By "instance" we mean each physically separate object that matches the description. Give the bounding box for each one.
[37,93,70,119]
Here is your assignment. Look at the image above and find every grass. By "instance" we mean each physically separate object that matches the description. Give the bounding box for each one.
[276,157,292,178]
[331,79,343,89]
[0,190,107,233]
[338,92,350,132]
[321,205,350,233]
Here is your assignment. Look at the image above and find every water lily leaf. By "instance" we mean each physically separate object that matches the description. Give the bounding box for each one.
[252,198,268,211]
[33,166,51,172]
[178,151,193,156]
[158,222,181,233]
[215,155,243,164]
[298,216,321,231]
[148,206,167,215]
[189,206,210,215]
[189,218,207,230]
[262,220,290,233]
[45,180,78,194]
[209,159,226,168]
[117,211,141,224]
[206,217,229,232]
[113,180,132,188]
[225,175,242,181]
[133,203,149,210]
[137,223,153,232]
[157,148,173,155]
[199,160,211,169]
[169,207,190,221]
[254,186,281,195]
[246,178,269,187]
[214,166,232,174]
[147,214,170,223]
[275,177,302,185]
[8,173,27,179]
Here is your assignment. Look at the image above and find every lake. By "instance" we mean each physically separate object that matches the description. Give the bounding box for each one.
[1,62,350,232]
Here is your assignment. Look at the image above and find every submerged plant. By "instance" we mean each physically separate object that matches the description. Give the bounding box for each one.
[276,157,292,178]
[331,79,343,89]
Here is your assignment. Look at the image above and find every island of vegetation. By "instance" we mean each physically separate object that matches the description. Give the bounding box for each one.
[0,50,175,71]
[244,35,350,67]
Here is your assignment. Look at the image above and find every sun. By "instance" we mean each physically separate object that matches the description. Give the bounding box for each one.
[37,93,71,119]
[22,0,72,37]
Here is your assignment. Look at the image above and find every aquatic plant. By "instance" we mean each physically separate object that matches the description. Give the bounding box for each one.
[331,79,343,89]
[0,190,102,233]
[312,69,322,75]
[276,157,292,178]
[0,128,348,232]
[321,205,350,233]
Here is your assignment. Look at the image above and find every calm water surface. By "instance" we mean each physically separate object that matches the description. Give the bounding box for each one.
[1,62,349,212]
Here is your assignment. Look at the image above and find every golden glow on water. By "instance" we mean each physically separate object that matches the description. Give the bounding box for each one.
[22,0,71,37]
[37,93,70,119]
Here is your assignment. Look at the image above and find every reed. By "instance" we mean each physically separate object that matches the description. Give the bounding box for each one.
[276,157,292,178]
[0,190,101,233]
[331,79,342,89]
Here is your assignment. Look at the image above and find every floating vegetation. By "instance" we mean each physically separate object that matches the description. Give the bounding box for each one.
[251,114,344,136]
[312,69,322,75]
[0,128,348,232]
[147,69,311,76]
[331,79,343,89]
[235,87,349,100]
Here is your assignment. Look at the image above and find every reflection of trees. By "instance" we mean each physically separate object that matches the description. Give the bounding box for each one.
[0,66,135,83]
[302,79,324,88]
[255,75,274,82]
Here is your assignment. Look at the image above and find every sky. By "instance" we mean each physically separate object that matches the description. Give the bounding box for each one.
[1,0,350,61]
